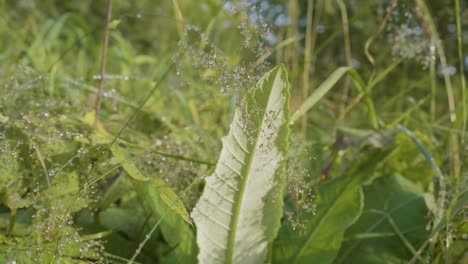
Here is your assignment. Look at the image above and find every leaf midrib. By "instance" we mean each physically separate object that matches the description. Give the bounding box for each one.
[226,68,283,263]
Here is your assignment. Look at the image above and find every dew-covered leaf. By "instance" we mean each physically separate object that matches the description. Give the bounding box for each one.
[110,145,196,262]
[111,145,149,181]
[110,145,189,223]
[134,180,197,263]
[191,65,290,264]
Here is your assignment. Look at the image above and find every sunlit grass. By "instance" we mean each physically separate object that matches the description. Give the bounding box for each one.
[0,0,466,263]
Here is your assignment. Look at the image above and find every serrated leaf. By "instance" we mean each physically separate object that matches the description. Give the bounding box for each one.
[110,145,196,262]
[110,145,189,223]
[191,65,290,264]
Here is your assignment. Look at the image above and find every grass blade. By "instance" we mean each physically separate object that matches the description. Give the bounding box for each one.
[291,67,350,123]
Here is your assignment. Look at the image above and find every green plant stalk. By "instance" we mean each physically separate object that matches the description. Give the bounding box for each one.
[415,0,460,185]
[171,0,185,42]
[103,252,142,264]
[364,0,397,65]
[336,0,352,120]
[128,212,164,264]
[285,0,300,81]
[346,70,378,126]
[430,41,437,124]
[199,0,226,50]
[455,0,467,142]
[414,0,456,122]
[338,60,402,126]
[358,87,378,130]
[34,143,50,187]
[108,62,175,148]
[308,0,324,74]
[94,0,112,128]
[199,17,215,50]
[314,29,340,57]
[301,0,314,138]
[389,97,427,127]
[367,59,403,90]
[7,209,16,236]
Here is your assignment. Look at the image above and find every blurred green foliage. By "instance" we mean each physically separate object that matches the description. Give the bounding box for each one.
[0,0,466,263]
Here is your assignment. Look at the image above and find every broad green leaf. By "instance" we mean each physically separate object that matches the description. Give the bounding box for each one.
[274,174,363,264]
[273,150,391,264]
[110,145,196,262]
[335,174,430,264]
[134,180,197,263]
[191,65,290,264]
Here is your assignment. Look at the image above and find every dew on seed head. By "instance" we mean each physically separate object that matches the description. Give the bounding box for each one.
[384,4,434,69]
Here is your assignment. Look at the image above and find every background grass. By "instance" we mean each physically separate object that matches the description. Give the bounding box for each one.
[0,0,466,263]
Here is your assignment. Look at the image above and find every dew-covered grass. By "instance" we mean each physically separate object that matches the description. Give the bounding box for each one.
[0,0,467,263]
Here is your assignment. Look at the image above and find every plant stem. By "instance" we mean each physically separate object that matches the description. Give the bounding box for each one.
[337,0,352,120]
[301,0,314,138]
[172,0,185,42]
[455,0,466,143]
[285,0,300,76]
[364,0,398,65]
[430,40,437,125]
[94,0,113,128]
[415,0,460,185]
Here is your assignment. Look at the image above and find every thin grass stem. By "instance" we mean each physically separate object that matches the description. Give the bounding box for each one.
[94,0,113,128]
[301,0,314,138]
[454,0,467,142]
[336,0,352,120]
